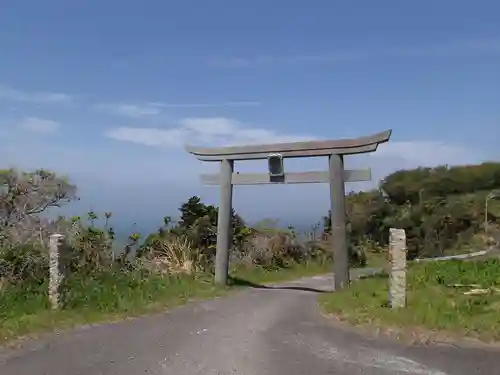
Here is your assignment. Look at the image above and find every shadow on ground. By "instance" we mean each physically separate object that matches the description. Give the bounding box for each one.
[228,277,330,294]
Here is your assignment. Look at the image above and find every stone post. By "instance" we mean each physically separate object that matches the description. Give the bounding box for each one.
[49,234,65,309]
[389,228,407,309]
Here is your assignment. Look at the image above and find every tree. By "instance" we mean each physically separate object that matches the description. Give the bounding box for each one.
[176,196,247,249]
[0,168,77,246]
[178,196,216,228]
[178,195,245,231]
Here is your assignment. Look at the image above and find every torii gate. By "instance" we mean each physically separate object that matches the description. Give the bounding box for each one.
[186,129,392,290]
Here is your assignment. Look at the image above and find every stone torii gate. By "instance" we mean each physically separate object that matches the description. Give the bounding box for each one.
[185,130,392,290]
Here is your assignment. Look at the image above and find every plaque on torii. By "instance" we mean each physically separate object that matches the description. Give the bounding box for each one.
[186,129,392,289]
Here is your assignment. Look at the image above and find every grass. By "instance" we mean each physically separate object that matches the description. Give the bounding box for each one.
[364,251,389,270]
[318,259,500,343]
[0,261,330,345]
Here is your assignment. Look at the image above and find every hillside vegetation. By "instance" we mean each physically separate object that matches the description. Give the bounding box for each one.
[324,162,500,260]
[1,162,500,342]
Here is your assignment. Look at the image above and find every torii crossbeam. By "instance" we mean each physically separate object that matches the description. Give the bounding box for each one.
[186,129,392,289]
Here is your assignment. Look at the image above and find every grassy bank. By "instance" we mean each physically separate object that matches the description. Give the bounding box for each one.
[318,259,500,343]
[0,261,329,344]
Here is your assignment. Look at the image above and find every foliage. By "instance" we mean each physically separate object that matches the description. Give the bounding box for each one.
[138,195,251,268]
[176,195,248,247]
[323,162,500,259]
[0,168,77,248]
[0,244,48,285]
[3,161,500,289]
[236,228,307,269]
[380,162,500,205]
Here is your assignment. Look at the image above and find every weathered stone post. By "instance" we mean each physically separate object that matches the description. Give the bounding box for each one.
[215,159,234,285]
[49,233,65,309]
[329,154,349,290]
[389,228,407,309]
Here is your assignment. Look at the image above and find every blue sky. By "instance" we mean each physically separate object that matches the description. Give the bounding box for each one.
[1,0,499,232]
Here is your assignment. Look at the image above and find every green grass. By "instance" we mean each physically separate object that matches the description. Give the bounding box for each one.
[0,261,329,344]
[364,251,389,270]
[318,259,500,343]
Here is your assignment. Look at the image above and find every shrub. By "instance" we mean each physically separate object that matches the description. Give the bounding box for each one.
[138,235,209,275]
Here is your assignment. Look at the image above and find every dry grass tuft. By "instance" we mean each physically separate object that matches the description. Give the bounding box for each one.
[139,235,207,275]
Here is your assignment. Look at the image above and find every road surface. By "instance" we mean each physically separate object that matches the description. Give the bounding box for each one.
[0,271,498,374]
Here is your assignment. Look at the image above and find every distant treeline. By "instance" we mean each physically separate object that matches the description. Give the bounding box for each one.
[380,162,500,205]
[324,162,500,259]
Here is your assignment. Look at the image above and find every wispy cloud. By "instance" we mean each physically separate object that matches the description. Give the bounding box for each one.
[17,117,61,134]
[0,83,260,119]
[97,103,163,118]
[105,117,313,147]
[0,84,73,104]
[99,101,261,118]
[209,37,500,68]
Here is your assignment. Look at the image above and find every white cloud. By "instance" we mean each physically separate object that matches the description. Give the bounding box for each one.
[105,117,315,148]
[0,84,73,104]
[17,117,60,134]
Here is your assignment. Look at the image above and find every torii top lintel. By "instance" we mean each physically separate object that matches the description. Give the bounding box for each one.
[185,129,392,161]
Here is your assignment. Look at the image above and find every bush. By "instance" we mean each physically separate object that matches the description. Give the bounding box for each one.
[0,244,48,285]
[236,229,307,269]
